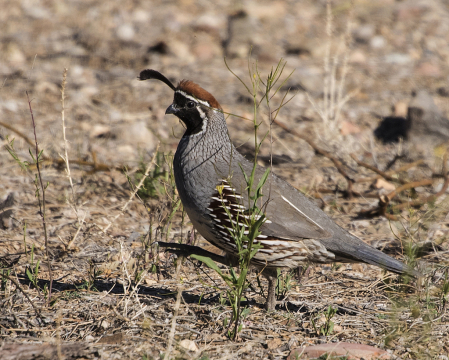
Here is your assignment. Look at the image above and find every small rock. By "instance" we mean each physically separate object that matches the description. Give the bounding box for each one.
[352,220,370,229]
[288,342,390,360]
[394,101,408,117]
[148,41,169,55]
[353,24,375,43]
[370,35,386,49]
[2,100,19,113]
[246,2,286,20]
[85,335,95,342]
[127,232,142,243]
[384,53,412,64]
[24,5,51,19]
[294,66,323,94]
[179,339,198,352]
[116,145,136,159]
[224,10,258,58]
[81,85,99,97]
[116,24,135,41]
[266,338,283,350]
[333,325,343,332]
[116,120,156,151]
[349,50,366,64]
[169,40,195,63]
[192,42,220,62]
[416,62,441,77]
[6,44,26,65]
[97,333,124,344]
[437,87,449,97]
[408,90,449,141]
[352,264,367,273]
[35,81,59,94]
[145,278,157,285]
[133,9,150,23]
[434,182,444,193]
[0,192,17,229]
[90,124,112,138]
[101,320,110,330]
[193,14,226,32]
[374,178,396,192]
[340,120,361,136]
[395,1,429,21]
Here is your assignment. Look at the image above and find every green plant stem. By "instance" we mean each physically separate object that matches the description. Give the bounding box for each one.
[26,91,53,304]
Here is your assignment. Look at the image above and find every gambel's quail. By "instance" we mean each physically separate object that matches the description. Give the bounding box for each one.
[139,69,417,311]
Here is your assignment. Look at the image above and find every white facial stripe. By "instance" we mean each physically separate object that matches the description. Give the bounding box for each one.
[176,90,211,107]
[281,195,324,230]
[197,107,206,120]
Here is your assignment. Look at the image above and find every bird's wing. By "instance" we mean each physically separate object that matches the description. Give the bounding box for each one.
[222,155,333,241]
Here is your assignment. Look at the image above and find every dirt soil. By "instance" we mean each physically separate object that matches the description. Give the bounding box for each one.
[1,1,449,359]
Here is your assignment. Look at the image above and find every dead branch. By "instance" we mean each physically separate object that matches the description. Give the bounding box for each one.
[359,153,448,219]
[392,152,449,211]
[273,119,355,198]
[356,160,424,184]
[350,153,408,185]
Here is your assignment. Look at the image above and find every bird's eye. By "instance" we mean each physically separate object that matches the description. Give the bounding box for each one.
[186,101,195,109]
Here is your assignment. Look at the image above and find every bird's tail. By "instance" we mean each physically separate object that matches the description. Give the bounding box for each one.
[322,235,420,277]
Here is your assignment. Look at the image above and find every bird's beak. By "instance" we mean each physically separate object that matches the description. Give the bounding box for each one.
[165,104,177,115]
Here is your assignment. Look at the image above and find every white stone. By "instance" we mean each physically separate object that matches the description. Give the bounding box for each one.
[370,35,386,49]
[179,339,198,352]
[116,24,135,41]
[133,10,150,23]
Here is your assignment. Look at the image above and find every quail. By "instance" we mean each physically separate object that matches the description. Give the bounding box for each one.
[139,69,417,311]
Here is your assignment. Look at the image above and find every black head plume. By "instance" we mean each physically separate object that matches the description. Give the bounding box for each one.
[138,69,176,91]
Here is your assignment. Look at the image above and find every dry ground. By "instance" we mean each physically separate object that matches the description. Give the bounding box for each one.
[1,0,449,359]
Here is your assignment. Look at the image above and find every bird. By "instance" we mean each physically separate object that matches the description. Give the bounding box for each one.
[138,69,417,311]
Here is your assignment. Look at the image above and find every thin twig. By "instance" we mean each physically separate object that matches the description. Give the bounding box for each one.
[58,69,85,250]
[356,160,424,184]
[0,272,42,318]
[165,256,184,359]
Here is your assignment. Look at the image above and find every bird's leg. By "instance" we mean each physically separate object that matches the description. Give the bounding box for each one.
[156,241,231,266]
[263,268,278,311]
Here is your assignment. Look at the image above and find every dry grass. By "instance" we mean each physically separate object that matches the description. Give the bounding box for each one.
[1,1,449,359]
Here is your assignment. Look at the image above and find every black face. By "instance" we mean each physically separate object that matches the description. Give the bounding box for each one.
[166,92,206,135]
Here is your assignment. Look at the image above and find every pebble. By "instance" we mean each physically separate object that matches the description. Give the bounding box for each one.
[179,339,198,351]
[116,24,135,41]
[288,342,390,360]
[194,14,225,32]
[2,100,19,113]
[353,24,375,43]
[116,120,156,150]
[133,9,150,23]
[384,53,412,64]
[90,124,111,138]
[349,50,367,64]
[394,101,408,117]
[370,35,386,49]
[416,62,441,77]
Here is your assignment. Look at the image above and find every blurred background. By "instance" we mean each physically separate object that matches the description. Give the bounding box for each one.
[1,0,449,167]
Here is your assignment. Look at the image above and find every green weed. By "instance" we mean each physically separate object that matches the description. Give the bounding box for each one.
[311,305,337,336]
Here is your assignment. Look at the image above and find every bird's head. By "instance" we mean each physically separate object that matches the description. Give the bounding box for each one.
[139,69,222,136]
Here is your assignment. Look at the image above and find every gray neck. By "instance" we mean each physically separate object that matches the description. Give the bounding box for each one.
[175,109,237,178]
[173,109,244,215]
